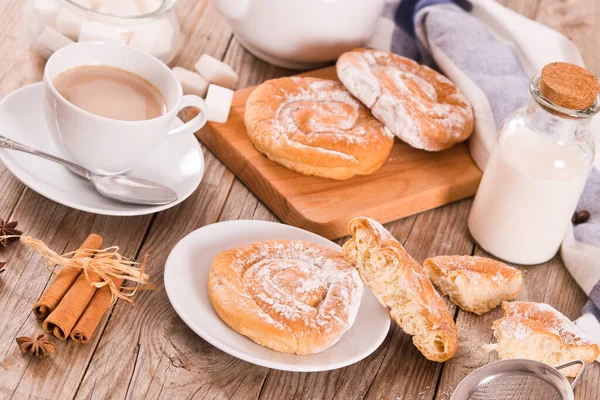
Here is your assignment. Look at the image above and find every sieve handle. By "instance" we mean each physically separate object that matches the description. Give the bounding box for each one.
[555,360,585,389]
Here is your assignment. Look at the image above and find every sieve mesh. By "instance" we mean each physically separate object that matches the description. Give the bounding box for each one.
[468,374,563,400]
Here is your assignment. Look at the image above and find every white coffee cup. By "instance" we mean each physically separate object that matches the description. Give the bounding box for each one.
[43,41,208,175]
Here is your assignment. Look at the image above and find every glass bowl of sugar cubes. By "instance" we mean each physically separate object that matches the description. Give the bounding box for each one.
[25,0,180,63]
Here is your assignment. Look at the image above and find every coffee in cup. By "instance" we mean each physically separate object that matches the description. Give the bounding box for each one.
[53,65,168,121]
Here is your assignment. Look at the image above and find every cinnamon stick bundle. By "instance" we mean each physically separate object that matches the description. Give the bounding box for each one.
[33,234,103,319]
[43,237,106,340]
[23,233,153,341]
[70,276,125,344]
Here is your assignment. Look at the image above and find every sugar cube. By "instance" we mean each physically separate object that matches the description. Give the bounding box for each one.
[128,18,173,59]
[56,8,83,41]
[205,84,234,124]
[194,54,239,90]
[36,26,74,54]
[79,20,128,43]
[32,0,60,27]
[172,67,209,98]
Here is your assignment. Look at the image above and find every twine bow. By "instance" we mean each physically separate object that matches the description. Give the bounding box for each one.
[3,235,153,304]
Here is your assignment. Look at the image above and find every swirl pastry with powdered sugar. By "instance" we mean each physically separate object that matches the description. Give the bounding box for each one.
[244,77,394,180]
[337,48,474,151]
[208,240,364,354]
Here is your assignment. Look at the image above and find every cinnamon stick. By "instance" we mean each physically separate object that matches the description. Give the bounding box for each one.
[33,234,103,319]
[70,276,125,344]
[43,238,105,340]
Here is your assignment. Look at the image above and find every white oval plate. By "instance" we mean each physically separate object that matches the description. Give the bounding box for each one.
[0,83,204,216]
[164,220,390,372]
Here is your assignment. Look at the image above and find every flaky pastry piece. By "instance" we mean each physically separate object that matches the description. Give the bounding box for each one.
[424,256,522,315]
[490,301,600,377]
[342,217,458,362]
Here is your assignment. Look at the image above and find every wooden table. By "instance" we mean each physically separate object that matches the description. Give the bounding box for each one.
[0,1,598,398]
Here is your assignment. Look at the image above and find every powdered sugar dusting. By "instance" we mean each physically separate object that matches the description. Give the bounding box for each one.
[427,255,520,285]
[495,302,595,346]
[247,76,394,177]
[522,303,594,345]
[225,240,364,353]
[273,79,392,152]
[491,271,504,283]
[296,275,326,293]
[373,93,422,148]
[337,49,473,151]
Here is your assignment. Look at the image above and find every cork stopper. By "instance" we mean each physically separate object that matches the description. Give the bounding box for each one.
[540,62,599,110]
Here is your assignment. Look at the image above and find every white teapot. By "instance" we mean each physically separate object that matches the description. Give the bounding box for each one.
[211,0,386,69]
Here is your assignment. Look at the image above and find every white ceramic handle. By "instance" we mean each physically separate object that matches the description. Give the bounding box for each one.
[167,95,208,136]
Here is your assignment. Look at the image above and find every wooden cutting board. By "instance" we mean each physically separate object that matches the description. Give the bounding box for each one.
[194,67,482,239]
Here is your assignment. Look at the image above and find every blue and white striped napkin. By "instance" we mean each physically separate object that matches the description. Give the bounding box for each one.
[366,0,600,356]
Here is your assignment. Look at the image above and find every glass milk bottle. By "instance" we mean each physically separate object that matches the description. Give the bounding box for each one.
[468,63,598,265]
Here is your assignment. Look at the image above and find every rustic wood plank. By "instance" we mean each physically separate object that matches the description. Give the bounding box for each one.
[0,164,25,222]
[535,0,600,73]
[220,179,278,223]
[435,2,600,399]
[0,0,45,243]
[0,1,46,97]
[169,0,232,69]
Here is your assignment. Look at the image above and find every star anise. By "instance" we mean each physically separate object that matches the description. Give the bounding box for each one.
[0,260,5,274]
[16,333,55,358]
[0,218,22,247]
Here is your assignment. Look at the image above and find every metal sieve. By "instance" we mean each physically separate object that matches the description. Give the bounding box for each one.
[450,359,585,400]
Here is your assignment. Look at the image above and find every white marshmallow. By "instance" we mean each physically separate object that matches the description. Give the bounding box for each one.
[36,26,74,54]
[136,0,163,14]
[205,84,234,124]
[194,55,239,90]
[98,0,142,16]
[79,20,129,43]
[128,19,173,59]
[32,0,60,27]
[56,8,83,41]
[172,67,209,98]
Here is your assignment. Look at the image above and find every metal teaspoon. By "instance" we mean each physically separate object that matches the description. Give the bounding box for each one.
[0,135,178,205]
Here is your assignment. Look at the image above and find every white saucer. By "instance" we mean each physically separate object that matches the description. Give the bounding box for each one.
[164,220,390,372]
[0,83,204,216]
